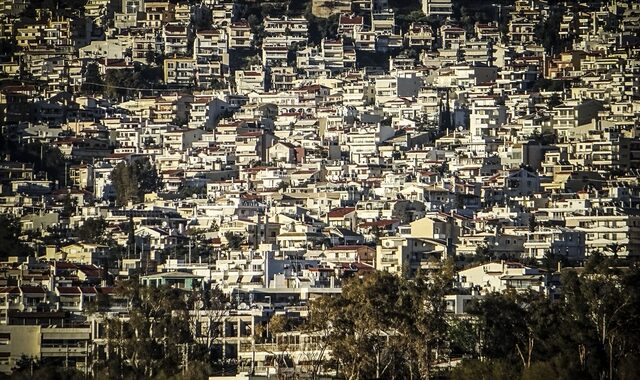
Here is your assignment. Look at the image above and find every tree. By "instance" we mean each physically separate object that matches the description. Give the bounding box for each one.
[11,356,85,380]
[184,285,231,362]
[0,214,34,258]
[60,193,76,218]
[303,296,334,379]
[467,292,528,364]
[401,262,454,379]
[308,271,403,379]
[307,264,455,380]
[110,162,138,206]
[547,93,562,109]
[102,64,160,100]
[81,62,103,94]
[110,158,161,206]
[257,314,298,375]
[604,242,625,258]
[224,232,244,249]
[100,281,196,378]
[1,141,67,186]
[451,358,518,380]
[562,263,640,380]
[448,319,476,358]
[76,217,108,244]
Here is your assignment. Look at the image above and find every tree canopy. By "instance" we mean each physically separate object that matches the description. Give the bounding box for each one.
[0,214,34,258]
[110,158,161,206]
[303,255,640,380]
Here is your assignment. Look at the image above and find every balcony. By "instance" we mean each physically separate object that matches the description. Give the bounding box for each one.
[41,345,88,356]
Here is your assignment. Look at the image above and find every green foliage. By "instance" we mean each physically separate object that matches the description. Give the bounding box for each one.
[110,158,161,206]
[547,94,563,109]
[75,217,108,244]
[527,129,557,145]
[229,48,261,71]
[307,264,455,379]
[103,64,161,100]
[95,281,229,378]
[178,184,206,199]
[11,356,85,380]
[305,11,340,45]
[532,78,565,92]
[81,62,103,95]
[451,358,519,380]
[223,232,244,249]
[405,9,429,24]
[534,7,565,54]
[355,50,392,70]
[0,140,67,186]
[307,257,640,379]
[0,38,18,59]
[447,319,476,357]
[0,214,34,258]
[467,292,548,366]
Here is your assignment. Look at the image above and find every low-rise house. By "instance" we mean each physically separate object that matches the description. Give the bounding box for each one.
[235,67,265,94]
[508,16,536,45]
[338,14,364,38]
[140,272,204,289]
[475,21,500,42]
[458,261,547,295]
[60,243,109,266]
[164,57,196,86]
[406,22,434,49]
[142,1,175,30]
[0,286,49,322]
[375,236,446,278]
[326,207,357,231]
[440,24,466,49]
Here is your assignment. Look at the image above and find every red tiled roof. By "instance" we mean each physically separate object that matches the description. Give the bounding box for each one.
[0,287,20,294]
[80,286,98,294]
[19,286,46,294]
[97,287,115,294]
[327,207,355,218]
[57,286,81,294]
[340,15,363,25]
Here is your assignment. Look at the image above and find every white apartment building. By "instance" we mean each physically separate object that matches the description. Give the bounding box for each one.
[422,0,452,17]
[469,96,507,146]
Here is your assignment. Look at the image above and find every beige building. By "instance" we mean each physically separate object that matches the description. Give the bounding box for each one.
[376,236,446,278]
[0,325,91,374]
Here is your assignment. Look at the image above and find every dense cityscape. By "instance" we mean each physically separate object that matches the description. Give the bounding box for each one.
[0,0,639,379]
